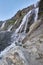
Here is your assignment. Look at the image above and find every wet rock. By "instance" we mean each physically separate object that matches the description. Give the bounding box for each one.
[0,46,29,65]
[0,31,11,52]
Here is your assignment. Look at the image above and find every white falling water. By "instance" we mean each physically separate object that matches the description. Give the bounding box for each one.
[0,2,39,56]
[0,33,26,57]
[34,8,39,22]
[15,4,39,33]
[15,7,39,33]
[24,9,35,33]
[24,11,32,33]
[1,21,6,29]
[34,2,39,22]
[0,42,15,56]
[7,25,13,31]
[15,10,33,33]
[14,20,18,25]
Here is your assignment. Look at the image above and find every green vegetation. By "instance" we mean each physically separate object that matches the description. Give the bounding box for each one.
[7,20,15,25]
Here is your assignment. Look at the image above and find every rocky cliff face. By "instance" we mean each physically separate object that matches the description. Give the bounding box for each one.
[38,0,43,18]
[0,31,11,52]
[0,0,43,65]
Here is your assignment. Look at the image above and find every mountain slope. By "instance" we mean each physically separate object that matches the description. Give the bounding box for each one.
[0,5,34,31]
[0,0,43,65]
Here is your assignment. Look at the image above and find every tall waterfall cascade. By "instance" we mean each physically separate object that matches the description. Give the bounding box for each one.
[15,6,39,33]
[7,25,13,31]
[0,2,40,57]
[0,21,6,29]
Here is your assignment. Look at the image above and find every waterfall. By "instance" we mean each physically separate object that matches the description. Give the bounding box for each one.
[1,21,6,29]
[24,10,32,33]
[34,2,39,22]
[0,33,26,57]
[15,10,33,33]
[7,25,13,31]
[24,9,35,33]
[0,2,39,56]
[0,42,15,56]
[34,8,39,22]
[15,7,39,33]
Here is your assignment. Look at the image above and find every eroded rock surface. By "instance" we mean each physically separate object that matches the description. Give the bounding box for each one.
[0,0,43,65]
[0,19,43,65]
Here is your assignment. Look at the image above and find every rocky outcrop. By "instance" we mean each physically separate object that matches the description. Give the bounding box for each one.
[0,21,3,27]
[38,0,43,18]
[0,31,11,52]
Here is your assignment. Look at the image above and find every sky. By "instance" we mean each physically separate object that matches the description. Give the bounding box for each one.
[0,0,39,21]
